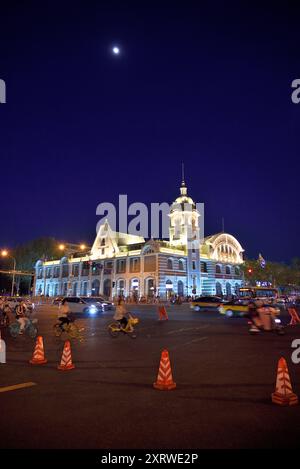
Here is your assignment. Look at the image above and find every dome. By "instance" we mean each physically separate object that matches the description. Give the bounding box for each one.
[170,181,196,212]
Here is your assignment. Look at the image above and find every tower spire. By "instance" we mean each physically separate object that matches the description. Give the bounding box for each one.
[180,162,187,196]
[182,162,185,185]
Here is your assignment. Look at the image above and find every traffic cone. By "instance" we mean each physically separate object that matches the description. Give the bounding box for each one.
[29,336,47,365]
[153,349,176,390]
[271,357,298,406]
[158,306,168,321]
[57,340,75,371]
[288,308,300,326]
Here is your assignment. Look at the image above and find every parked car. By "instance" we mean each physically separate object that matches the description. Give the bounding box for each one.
[61,297,105,316]
[190,296,223,312]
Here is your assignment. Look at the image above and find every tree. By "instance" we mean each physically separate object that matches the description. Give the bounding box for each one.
[0,237,61,295]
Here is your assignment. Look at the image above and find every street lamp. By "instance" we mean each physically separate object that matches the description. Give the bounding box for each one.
[58,244,65,251]
[80,244,86,251]
[1,249,17,296]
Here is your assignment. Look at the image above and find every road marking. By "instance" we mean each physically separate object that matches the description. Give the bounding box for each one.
[166,325,210,335]
[170,336,208,351]
[0,382,37,393]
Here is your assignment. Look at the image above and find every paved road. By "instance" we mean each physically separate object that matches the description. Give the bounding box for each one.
[1,303,300,449]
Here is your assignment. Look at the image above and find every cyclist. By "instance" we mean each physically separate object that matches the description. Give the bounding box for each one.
[113,296,128,329]
[57,299,71,331]
[15,301,29,334]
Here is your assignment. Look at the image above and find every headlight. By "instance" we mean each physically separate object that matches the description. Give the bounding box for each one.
[89,305,97,315]
[275,318,281,324]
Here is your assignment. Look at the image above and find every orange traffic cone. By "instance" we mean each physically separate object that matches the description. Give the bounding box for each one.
[29,336,47,365]
[158,306,168,321]
[271,357,298,406]
[57,340,75,371]
[288,308,300,326]
[153,349,176,390]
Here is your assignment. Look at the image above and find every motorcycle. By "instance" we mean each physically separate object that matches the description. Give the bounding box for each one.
[248,305,285,335]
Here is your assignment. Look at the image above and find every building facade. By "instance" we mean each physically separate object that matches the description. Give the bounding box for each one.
[34,181,245,299]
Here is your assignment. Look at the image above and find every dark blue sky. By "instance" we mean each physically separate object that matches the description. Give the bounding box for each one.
[0,1,299,262]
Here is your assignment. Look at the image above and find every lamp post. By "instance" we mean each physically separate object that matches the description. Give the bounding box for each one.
[1,250,17,296]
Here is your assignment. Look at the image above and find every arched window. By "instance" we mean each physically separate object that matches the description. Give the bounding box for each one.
[216,264,221,274]
[167,258,173,270]
[216,282,222,296]
[101,238,105,246]
[201,262,207,273]
[91,279,100,296]
[72,282,78,296]
[177,280,184,296]
[226,283,232,296]
[235,267,240,276]
[178,259,185,270]
[103,279,111,298]
[225,265,231,275]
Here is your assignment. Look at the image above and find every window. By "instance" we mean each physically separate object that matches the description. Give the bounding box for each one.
[62,264,69,278]
[130,258,141,273]
[117,259,126,273]
[105,261,113,269]
[178,259,184,271]
[192,261,196,270]
[216,265,221,274]
[81,261,90,277]
[101,248,105,255]
[81,281,88,296]
[201,262,207,273]
[235,267,240,276]
[38,268,43,279]
[101,238,105,246]
[92,262,102,275]
[167,258,173,270]
[192,248,196,254]
[53,266,60,278]
[226,266,231,275]
[46,267,52,278]
[73,264,79,277]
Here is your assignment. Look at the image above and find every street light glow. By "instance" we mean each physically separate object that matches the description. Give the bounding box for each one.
[1,250,8,257]
[58,244,65,251]
[80,244,86,251]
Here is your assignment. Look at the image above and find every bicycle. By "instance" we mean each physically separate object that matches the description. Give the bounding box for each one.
[9,318,38,339]
[53,321,85,342]
[108,314,139,338]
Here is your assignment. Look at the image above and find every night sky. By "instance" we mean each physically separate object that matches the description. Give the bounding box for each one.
[1,1,299,262]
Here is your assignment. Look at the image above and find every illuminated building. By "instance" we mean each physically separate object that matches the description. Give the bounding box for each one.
[34,180,244,298]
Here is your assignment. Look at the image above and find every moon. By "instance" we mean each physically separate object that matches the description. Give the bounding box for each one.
[112,47,120,55]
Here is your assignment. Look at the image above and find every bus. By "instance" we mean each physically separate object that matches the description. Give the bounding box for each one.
[238,287,278,301]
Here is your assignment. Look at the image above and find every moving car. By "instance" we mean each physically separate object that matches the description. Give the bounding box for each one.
[219,299,281,318]
[190,296,223,312]
[61,296,109,316]
[219,299,249,318]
